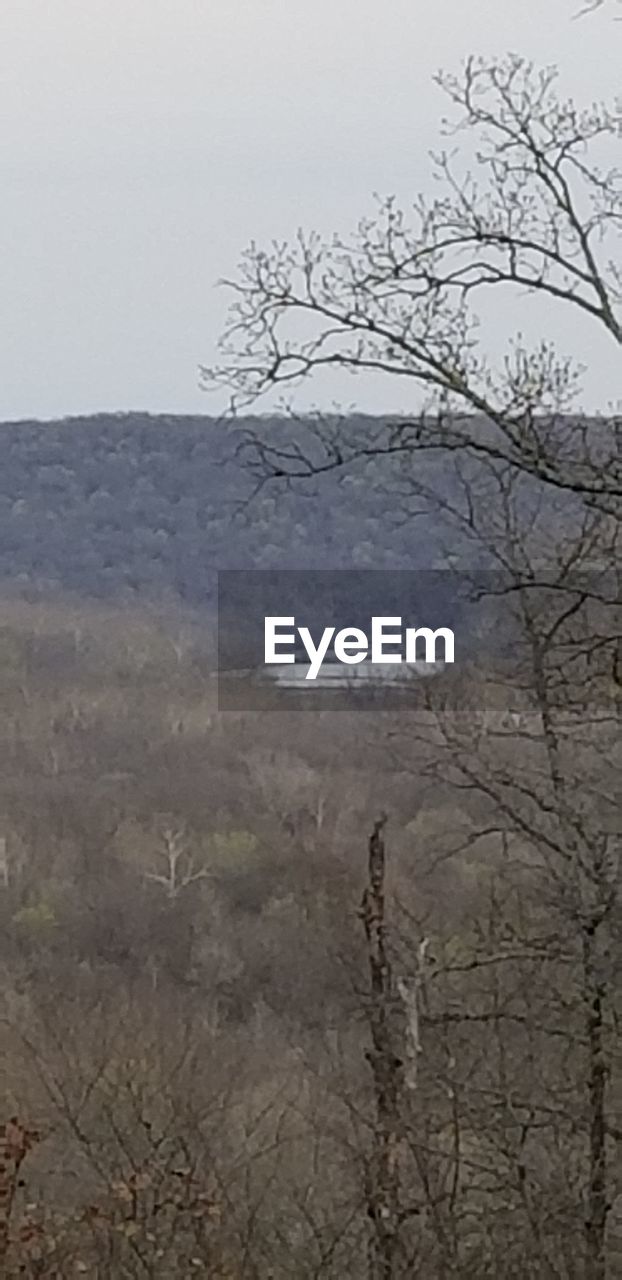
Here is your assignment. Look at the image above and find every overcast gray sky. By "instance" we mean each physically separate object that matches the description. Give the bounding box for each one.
[0,0,619,421]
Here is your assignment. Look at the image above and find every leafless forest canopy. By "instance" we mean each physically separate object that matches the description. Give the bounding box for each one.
[0,417,619,1277]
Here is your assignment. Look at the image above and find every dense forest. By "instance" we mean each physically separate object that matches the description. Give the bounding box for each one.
[0,571,619,1275]
[0,413,457,605]
[0,595,473,1275]
[0,404,620,1280]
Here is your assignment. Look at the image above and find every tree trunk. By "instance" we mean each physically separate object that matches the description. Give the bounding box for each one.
[360,815,403,1279]
[583,923,608,1280]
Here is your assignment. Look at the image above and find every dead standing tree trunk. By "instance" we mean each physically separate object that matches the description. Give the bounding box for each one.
[583,920,608,1280]
[360,815,404,1279]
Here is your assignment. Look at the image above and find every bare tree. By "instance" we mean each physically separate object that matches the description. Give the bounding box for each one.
[207,57,621,517]
[206,51,621,1275]
[144,822,210,901]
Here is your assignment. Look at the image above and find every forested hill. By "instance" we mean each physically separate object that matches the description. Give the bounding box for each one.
[0,412,453,604]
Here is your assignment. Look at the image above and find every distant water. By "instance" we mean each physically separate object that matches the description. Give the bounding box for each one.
[264,661,442,688]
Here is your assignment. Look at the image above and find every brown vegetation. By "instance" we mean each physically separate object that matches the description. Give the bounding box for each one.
[0,586,619,1276]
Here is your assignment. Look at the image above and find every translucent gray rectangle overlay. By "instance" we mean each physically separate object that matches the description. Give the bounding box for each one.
[217,569,620,713]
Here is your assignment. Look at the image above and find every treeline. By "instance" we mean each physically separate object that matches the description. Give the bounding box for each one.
[0,413,454,604]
